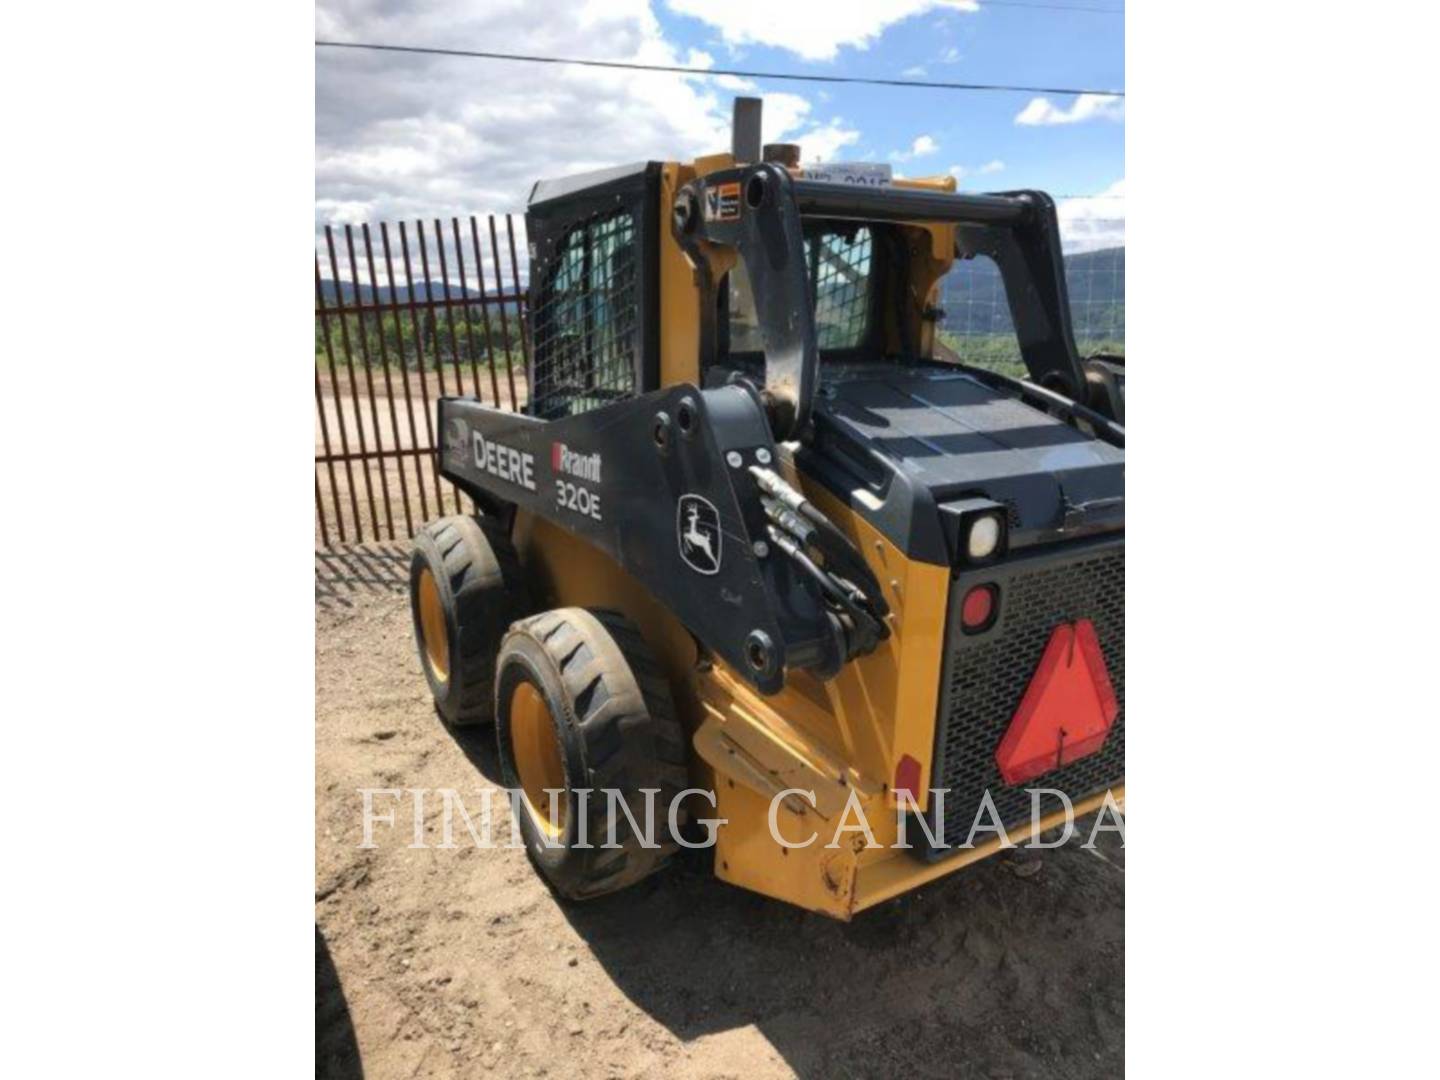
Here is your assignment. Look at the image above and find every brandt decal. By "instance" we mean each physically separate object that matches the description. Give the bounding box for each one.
[677,494,722,576]
[551,441,602,483]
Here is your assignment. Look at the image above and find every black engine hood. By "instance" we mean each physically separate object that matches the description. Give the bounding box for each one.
[795,364,1124,564]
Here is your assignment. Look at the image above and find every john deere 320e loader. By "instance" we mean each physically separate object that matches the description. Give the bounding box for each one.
[408,98,1124,919]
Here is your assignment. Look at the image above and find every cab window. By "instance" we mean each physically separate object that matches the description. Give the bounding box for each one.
[531,208,639,418]
[725,222,875,358]
[808,224,872,350]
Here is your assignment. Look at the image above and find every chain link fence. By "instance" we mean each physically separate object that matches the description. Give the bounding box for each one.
[939,207,1124,378]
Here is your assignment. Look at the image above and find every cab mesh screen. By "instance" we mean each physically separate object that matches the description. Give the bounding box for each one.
[529,210,638,419]
[808,227,872,350]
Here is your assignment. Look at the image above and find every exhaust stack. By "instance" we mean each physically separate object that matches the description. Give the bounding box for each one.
[732,97,762,164]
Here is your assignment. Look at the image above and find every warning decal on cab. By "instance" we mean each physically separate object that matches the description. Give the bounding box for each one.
[704,181,741,222]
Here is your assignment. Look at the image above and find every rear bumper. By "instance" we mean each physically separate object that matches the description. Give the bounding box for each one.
[704,742,1123,920]
[851,785,1124,914]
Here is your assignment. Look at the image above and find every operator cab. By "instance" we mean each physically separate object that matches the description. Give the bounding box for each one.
[521,98,1123,567]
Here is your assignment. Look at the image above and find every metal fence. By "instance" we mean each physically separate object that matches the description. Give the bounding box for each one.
[314,214,530,547]
[316,211,1126,547]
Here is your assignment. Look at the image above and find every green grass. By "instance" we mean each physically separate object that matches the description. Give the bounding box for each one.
[938,332,1027,379]
[1076,338,1125,358]
[314,351,524,376]
[315,311,524,373]
[939,331,1125,381]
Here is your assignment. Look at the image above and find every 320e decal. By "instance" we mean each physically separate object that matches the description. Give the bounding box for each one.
[552,441,603,521]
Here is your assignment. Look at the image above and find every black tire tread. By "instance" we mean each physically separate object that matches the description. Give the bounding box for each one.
[411,514,528,727]
[500,607,689,899]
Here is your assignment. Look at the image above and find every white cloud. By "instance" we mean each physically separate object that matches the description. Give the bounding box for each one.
[799,121,862,162]
[756,92,861,160]
[939,45,961,63]
[903,65,928,77]
[891,133,939,162]
[758,92,814,142]
[313,198,375,226]
[1056,179,1125,252]
[315,1,859,278]
[714,74,757,90]
[947,159,1004,183]
[664,0,980,62]
[1015,93,1124,126]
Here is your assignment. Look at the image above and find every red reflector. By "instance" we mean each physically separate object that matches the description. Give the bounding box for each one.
[894,753,922,798]
[961,584,996,631]
[994,619,1118,785]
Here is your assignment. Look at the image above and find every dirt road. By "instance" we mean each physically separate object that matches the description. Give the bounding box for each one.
[315,544,1125,1079]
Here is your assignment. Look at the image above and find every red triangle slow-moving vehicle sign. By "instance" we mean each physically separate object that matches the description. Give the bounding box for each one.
[994,619,1118,786]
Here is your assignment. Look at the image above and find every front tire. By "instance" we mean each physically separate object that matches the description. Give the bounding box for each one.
[495,608,689,899]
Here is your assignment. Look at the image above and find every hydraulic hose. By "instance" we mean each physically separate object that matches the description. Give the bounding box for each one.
[750,466,891,645]
[751,466,888,617]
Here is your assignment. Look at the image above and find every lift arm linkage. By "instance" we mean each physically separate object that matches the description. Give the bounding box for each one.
[437,384,884,693]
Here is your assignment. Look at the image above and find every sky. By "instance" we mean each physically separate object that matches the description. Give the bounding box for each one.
[314,0,1125,267]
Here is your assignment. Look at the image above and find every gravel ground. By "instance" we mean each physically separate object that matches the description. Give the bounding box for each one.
[315,543,1125,1080]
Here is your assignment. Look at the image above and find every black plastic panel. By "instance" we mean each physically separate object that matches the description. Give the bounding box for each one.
[437,384,842,693]
[798,364,1125,564]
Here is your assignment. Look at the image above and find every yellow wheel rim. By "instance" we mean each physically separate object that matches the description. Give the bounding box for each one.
[416,567,449,682]
[510,681,569,839]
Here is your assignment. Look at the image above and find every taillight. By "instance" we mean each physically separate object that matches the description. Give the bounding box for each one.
[961,584,998,633]
[894,753,921,798]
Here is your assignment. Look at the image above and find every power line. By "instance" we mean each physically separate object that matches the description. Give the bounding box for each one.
[315,41,1124,98]
[974,0,1123,11]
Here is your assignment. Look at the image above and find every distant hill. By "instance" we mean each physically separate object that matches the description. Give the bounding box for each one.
[1063,246,1125,305]
[939,246,1124,341]
[317,279,526,311]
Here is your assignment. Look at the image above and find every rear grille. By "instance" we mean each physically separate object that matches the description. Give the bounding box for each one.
[920,537,1124,857]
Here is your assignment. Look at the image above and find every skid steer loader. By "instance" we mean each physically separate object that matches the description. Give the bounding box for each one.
[408,99,1124,919]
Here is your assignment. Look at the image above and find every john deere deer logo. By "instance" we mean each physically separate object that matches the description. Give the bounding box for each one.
[443,417,468,460]
[677,494,722,575]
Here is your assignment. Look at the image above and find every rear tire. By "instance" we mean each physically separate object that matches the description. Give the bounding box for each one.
[495,608,689,900]
[409,514,530,727]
